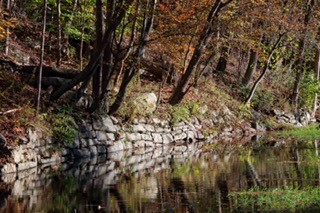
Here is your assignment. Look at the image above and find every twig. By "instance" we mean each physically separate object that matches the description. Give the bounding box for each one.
[0,108,20,115]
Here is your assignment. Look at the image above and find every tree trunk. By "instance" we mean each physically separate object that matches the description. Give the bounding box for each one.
[245,34,284,105]
[79,0,85,71]
[56,0,62,67]
[50,0,134,101]
[169,0,233,105]
[0,0,3,14]
[113,0,139,89]
[5,0,10,56]
[242,49,258,86]
[291,0,314,111]
[64,0,78,59]
[215,46,229,73]
[92,0,103,101]
[108,0,157,115]
[312,46,320,118]
[36,0,47,114]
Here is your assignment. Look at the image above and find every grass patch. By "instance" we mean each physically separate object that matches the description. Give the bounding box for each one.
[279,125,320,140]
[229,187,320,212]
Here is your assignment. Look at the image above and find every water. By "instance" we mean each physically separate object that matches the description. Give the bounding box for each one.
[1,139,320,212]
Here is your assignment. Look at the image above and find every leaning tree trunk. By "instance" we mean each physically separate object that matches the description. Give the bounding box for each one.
[245,33,284,105]
[169,0,233,105]
[36,0,47,114]
[242,49,258,86]
[108,0,157,115]
[50,0,134,101]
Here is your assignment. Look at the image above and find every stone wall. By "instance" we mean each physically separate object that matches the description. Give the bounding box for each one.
[1,115,264,174]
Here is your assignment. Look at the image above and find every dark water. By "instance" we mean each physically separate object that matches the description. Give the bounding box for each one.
[1,139,320,212]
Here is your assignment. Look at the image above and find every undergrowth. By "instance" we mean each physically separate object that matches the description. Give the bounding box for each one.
[229,186,320,212]
[279,124,320,140]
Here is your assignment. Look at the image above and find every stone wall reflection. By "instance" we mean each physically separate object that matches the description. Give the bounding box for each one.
[0,141,226,212]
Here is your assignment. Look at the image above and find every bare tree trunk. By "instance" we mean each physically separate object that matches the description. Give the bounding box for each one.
[79,0,85,71]
[312,47,320,118]
[245,33,284,105]
[56,0,62,67]
[92,0,103,101]
[50,0,134,101]
[113,1,139,89]
[169,0,233,105]
[64,0,78,59]
[312,28,320,119]
[183,29,197,72]
[237,48,246,77]
[36,0,47,114]
[215,46,229,73]
[108,0,157,115]
[5,0,11,56]
[291,0,314,111]
[0,0,3,13]
[242,49,258,86]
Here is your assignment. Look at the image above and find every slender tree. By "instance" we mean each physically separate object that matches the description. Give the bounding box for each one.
[56,0,62,67]
[242,49,258,86]
[92,0,103,101]
[108,0,157,114]
[4,0,10,55]
[245,33,284,105]
[169,0,233,105]
[291,0,315,111]
[50,0,134,102]
[36,0,47,114]
[312,28,320,118]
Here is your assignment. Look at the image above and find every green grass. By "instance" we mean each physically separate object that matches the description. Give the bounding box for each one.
[279,125,320,140]
[229,187,320,212]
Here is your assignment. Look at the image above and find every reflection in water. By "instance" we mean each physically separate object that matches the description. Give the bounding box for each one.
[1,139,320,212]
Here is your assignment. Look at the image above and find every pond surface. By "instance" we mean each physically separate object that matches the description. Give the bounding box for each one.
[1,138,320,212]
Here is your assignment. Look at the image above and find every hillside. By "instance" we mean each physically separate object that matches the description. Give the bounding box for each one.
[1,0,320,149]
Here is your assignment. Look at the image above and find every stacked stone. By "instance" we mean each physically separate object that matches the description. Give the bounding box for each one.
[2,128,69,174]
[72,116,205,160]
[1,114,264,174]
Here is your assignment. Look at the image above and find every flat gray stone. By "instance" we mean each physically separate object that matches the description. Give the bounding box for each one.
[106,133,115,141]
[126,133,142,141]
[108,141,125,152]
[1,163,16,174]
[102,116,119,133]
[134,140,146,148]
[173,132,187,141]
[141,133,153,141]
[152,133,162,143]
[174,145,188,153]
[162,134,174,144]
[89,145,98,156]
[132,124,146,133]
[144,124,155,132]
[97,131,108,141]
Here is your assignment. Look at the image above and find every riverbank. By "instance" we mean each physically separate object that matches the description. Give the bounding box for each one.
[1,113,266,174]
